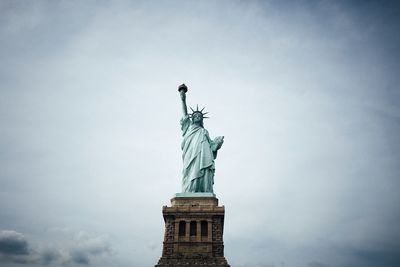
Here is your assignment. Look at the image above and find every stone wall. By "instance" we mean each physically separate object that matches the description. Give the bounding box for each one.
[155,196,230,267]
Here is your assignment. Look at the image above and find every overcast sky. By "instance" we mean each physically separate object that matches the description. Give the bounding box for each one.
[1,1,400,267]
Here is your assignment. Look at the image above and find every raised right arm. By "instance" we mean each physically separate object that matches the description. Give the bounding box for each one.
[179,86,190,134]
[180,91,188,116]
[178,84,188,116]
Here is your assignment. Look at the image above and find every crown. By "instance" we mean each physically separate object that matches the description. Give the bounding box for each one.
[189,105,209,119]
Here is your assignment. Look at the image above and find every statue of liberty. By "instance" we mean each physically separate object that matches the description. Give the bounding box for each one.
[178,84,224,193]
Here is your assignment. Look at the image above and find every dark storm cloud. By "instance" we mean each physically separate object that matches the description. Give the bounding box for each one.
[352,248,400,267]
[334,239,400,267]
[0,230,62,265]
[0,230,29,256]
[0,230,37,265]
[351,248,400,267]
[0,230,111,266]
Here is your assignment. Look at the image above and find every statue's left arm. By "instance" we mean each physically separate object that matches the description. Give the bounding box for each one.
[210,136,224,159]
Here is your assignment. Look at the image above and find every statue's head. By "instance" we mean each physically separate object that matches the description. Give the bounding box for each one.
[191,111,203,123]
[189,105,208,126]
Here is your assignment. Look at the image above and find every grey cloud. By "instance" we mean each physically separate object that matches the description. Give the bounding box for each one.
[0,230,111,266]
[350,247,400,267]
[309,261,327,267]
[70,250,90,265]
[40,249,61,265]
[0,230,29,256]
[74,232,111,254]
[66,231,111,265]
[0,230,38,265]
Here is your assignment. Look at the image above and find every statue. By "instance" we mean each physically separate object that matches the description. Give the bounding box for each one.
[178,84,224,193]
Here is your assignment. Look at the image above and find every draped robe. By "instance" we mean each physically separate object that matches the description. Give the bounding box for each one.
[180,115,217,193]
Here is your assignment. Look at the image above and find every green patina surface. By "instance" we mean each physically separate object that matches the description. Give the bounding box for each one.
[178,84,224,194]
[174,192,216,198]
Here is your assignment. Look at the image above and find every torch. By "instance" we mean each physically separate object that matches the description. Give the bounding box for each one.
[178,83,188,93]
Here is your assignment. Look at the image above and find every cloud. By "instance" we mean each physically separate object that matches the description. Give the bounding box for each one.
[67,231,111,265]
[0,230,111,266]
[0,230,36,264]
[70,250,90,265]
[0,230,29,256]
[309,261,327,267]
[40,249,61,265]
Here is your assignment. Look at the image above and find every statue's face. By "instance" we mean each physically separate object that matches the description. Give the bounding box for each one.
[192,112,203,123]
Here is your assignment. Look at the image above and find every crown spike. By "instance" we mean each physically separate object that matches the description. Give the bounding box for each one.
[196,104,199,111]
[200,107,206,112]
[189,106,195,112]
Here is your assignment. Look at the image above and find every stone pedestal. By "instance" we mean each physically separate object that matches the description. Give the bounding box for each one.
[155,195,230,267]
